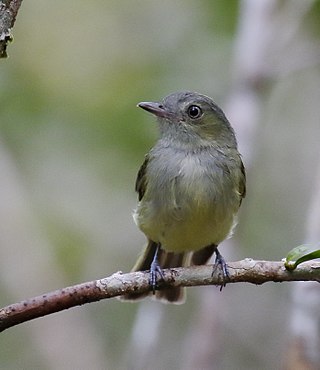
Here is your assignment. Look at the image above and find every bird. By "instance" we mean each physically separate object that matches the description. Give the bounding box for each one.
[121,91,246,304]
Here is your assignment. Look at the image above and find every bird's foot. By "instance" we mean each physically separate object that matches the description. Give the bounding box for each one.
[212,249,230,291]
[149,246,164,294]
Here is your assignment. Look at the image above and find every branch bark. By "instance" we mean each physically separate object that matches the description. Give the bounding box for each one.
[0,259,319,332]
[0,0,23,58]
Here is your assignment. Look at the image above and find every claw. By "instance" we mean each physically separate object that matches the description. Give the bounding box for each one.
[149,245,164,294]
[212,249,230,291]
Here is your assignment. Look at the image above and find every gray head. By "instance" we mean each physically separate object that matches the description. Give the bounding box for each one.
[138,91,237,149]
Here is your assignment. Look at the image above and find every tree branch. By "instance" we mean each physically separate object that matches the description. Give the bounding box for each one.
[0,259,319,332]
[0,0,23,58]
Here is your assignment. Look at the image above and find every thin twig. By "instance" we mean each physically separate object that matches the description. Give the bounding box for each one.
[0,259,319,332]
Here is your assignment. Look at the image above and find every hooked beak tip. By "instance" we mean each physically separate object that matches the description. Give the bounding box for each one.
[137,101,172,119]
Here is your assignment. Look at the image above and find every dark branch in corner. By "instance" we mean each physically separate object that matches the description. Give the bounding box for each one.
[0,0,24,58]
[0,259,319,332]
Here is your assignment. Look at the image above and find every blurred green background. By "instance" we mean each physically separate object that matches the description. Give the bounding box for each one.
[0,1,320,369]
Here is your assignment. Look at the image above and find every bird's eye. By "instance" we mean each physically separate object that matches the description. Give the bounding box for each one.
[187,105,202,119]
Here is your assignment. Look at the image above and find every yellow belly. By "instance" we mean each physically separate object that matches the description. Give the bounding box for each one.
[134,200,236,253]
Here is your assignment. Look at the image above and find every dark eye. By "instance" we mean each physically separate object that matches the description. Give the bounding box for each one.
[187,105,202,119]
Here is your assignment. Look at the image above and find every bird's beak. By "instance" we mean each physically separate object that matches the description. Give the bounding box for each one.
[137,102,173,119]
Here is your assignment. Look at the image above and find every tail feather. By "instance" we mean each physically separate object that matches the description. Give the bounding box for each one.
[154,252,188,304]
[191,244,216,266]
[131,240,159,272]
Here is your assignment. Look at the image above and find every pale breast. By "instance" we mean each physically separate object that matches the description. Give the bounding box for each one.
[134,147,241,252]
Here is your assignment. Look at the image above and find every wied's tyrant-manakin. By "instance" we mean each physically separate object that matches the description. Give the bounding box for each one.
[122,91,246,304]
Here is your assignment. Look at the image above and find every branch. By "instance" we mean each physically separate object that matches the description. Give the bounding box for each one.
[0,259,319,332]
[0,0,23,58]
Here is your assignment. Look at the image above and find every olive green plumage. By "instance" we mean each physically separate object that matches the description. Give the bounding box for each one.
[122,91,246,304]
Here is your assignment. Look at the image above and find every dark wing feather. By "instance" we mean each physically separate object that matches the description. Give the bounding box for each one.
[135,155,149,201]
[239,157,246,204]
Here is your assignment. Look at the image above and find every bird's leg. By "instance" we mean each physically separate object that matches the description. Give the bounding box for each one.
[212,247,230,291]
[149,244,164,294]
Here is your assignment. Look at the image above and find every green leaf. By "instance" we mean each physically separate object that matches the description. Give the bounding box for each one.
[284,244,320,271]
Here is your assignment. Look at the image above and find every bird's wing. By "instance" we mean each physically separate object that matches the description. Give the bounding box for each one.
[239,157,246,203]
[135,154,149,201]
